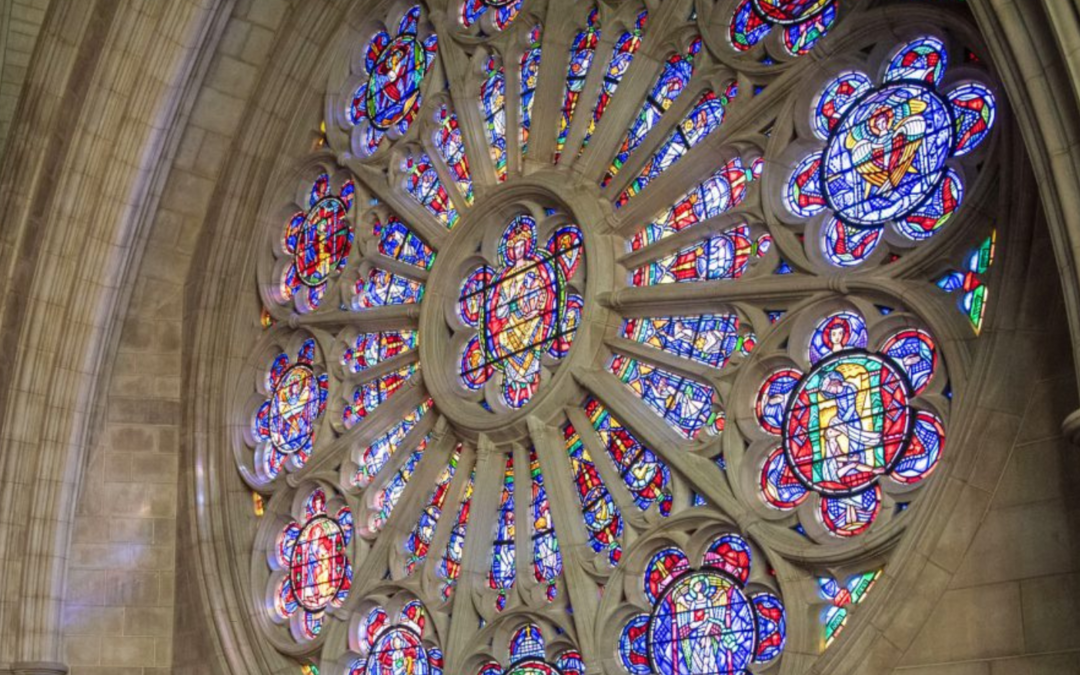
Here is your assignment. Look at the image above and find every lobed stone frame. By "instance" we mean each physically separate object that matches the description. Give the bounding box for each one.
[2,0,1077,674]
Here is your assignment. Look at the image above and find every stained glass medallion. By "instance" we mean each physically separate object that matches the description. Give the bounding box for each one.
[453,213,585,411]
[342,5,438,157]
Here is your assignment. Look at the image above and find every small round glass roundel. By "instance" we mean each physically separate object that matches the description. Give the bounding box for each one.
[289,516,348,611]
[783,351,912,496]
[822,83,954,227]
[648,571,757,674]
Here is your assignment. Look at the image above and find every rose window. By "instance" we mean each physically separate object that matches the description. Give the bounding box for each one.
[236,2,1005,672]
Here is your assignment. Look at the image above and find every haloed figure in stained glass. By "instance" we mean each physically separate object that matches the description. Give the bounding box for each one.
[459,216,583,408]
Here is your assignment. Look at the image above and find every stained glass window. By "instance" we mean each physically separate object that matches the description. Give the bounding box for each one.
[608,354,720,439]
[520,24,543,156]
[819,570,882,649]
[563,422,622,564]
[438,468,475,597]
[603,38,702,186]
[349,5,438,155]
[342,364,418,429]
[528,448,561,600]
[354,268,424,309]
[369,444,425,533]
[403,153,459,229]
[631,224,766,286]
[937,230,996,333]
[353,399,431,489]
[251,339,329,481]
[585,397,673,515]
[248,11,1002,664]
[268,487,352,640]
[481,56,508,182]
[341,330,418,374]
[458,216,583,408]
[374,215,436,269]
[620,314,747,369]
[628,156,759,251]
[555,9,600,162]
[618,535,787,673]
[433,105,475,206]
[580,10,648,154]
[614,84,737,208]
[404,445,462,574]
[461,0,523,34]
[784,37,996,265]
[489,454,516,610]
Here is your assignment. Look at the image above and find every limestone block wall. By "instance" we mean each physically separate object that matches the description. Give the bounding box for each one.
[0,0,51,158]
[58,1,289,673]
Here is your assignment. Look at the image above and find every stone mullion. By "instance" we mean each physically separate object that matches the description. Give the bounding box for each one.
[553,17,617,168]
[418,107,475,217]
[345,161,451,251]
[520,0,574,173]
[382,420,460,578]
[526,416,602,663]
[602,275,834,316]
[596,70,715,201]
[504,26,527,179]
[420,443,476,587]
[290,304,421,331]
[616,208,760,268]
[327,381,432,485]
[362,241,432,282]
[563,405,652,530]
[604,335,720,387]
[445,435,504,674]
[348,419,456,601]
[511,441,533,601]
[605,67,807,233]
[572,0,691,182]
[576,369,750,521]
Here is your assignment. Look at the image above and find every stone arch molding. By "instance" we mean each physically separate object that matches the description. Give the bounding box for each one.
[0,1,1075,675]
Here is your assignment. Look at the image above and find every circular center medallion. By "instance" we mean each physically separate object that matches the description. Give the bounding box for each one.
[367,34,426,129]
[506,661,561,675]
[783,350,912,496]
[295,197,350,287]
[457,215,584,410]
[269,365,320,453]
[368,626,430,675]
[648,570,757,675]
[822,83,954,226]
[752,0,832,24]
[289,516,347,611]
